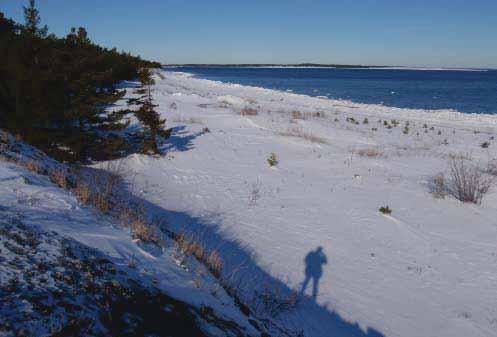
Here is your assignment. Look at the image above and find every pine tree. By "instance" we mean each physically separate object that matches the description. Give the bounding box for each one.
[1,5,161,162]
[23,0,47,38]
[135,68,167,154]
[77,27,90,45]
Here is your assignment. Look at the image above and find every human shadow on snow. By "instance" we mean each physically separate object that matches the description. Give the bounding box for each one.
[84,166,386,337]
[300,247,327,300]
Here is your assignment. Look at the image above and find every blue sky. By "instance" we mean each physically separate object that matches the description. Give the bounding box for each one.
[2,0,497,67]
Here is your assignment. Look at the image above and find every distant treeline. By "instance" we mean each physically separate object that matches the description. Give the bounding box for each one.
[0,1,164,162]
[165,63,381,68]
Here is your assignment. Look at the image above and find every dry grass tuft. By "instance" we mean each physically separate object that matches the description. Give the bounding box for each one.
[25,160,45,174]
[279,127,327,144]
[92,192,112,214]
[240,107,258,116]
[206,250,223,277]
[290,110,304,120]
[177,233,205,260]
[131,217,162,244]
[356,147,383,158]
[175,233,224,277]
[73,182,91,204]
[50,169,70,189]
[172,116,204,124]
[251,284,300,317]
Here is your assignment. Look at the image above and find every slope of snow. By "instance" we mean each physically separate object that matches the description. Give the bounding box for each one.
[104,70,497,337]
[0,144,262,336]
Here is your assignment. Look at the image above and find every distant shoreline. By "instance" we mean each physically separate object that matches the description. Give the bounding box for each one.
[164,63,381,69]
[163,64,491,71]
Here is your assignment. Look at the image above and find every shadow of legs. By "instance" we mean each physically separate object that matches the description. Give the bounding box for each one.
[300,275,311,296]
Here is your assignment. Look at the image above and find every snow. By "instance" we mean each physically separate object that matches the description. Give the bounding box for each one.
[0,157,260,336]
[2,67,497,336]
[101,69,497,337]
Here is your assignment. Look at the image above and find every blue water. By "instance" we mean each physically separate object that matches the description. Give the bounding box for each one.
[172,67,497,115]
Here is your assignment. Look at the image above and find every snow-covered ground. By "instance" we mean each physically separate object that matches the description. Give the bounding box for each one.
[107,70,497,337]
[0,136,262,336]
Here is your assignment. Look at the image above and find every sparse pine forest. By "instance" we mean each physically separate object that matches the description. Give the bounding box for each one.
[0,0,168,162]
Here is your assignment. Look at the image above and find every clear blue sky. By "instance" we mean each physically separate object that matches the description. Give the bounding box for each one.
[2,0,496,67]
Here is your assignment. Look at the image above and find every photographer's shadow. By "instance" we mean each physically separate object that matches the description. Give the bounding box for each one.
[300,246,327,299]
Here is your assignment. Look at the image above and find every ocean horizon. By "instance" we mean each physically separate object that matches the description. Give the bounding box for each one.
[169,66,497,115]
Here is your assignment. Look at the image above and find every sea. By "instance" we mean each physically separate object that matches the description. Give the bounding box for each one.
[170,67,497,115]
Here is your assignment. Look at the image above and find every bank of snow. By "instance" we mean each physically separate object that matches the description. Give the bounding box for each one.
[0,135,262,336]
[107,70,497,337]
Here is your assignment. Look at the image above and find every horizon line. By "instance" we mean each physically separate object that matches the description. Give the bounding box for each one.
[162,63,494,70]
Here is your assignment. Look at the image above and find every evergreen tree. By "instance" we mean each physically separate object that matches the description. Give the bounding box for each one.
[135,68,167,154]
[0,5,161,162]
[23,0,48,38]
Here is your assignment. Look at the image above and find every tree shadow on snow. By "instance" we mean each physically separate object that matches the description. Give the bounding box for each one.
[159,125,203,153]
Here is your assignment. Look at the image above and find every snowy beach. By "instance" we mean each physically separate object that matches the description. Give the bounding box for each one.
[106,70,497,337]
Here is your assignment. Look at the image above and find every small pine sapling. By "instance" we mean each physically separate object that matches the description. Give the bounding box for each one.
[267,153,278,167]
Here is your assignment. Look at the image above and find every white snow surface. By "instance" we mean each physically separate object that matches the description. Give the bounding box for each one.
[0,156,260,336]
[100,69,497,337]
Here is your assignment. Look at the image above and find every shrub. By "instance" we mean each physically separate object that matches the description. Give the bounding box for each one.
[379,206,392,214]
[481,141,490,148]
[363,117,369,124]
[267,153,278,167]
[448,156,492,204]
